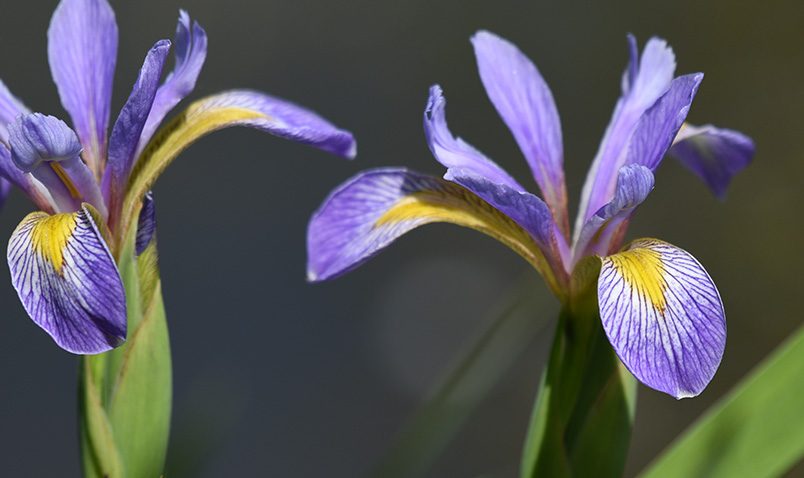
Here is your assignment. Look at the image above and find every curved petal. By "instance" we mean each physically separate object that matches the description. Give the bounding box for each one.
[424,85,525,191]
[7,205,127,354]
[103,40,171,207]
[626,74,703,171]
[307,168,562,294]
[670,124,755,198]
[8,113,104,214]
[122,90,357,230]
[471,31,567,227]
[423,85,568,269]
[48,0,118,172]
[598,239,725,399]
[0,144,54,213]
[137,10,208,157]
[574,164,654,260]
[576,35,675,232]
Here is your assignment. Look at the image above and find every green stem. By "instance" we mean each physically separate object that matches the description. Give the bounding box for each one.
[79,233,172,478]
[520,282,637,478]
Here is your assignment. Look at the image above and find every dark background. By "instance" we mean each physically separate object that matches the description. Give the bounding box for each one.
[0,0,801,476]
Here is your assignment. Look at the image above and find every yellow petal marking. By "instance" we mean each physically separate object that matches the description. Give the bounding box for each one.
[607,241,667,312]
[120,102,267,243]
[51,163,81,198]
[29,212,78,274]
[375,183,563,295]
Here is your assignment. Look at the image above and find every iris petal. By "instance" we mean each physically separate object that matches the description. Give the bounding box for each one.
[137,10,208,157]
[598,239,725,399]
[48,0,118,172]
[576,36,675,231]
[574,164,654,260]
[103,40,171,207]
[424,85,525,192]
[471,31,567,227]
[122,89,356,230]
[307,168,561,293]
[7,204,127,354]
[0,79,30,141]
[670,124,755,199]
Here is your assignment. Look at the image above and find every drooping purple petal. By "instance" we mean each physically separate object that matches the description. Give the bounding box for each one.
[103,40,171,204]
[669,124,755,198]
[135,191,157,255]
[48,0,118,172]
[471,31,567,224]
[137,10,208,157]
[8,113,105,214]
[576,36,676,231]
[626,74,703,171]
[307,168,557,290]
[7,205,127,354]
[598,239,725,399]
[424,85,525,192]
[574,164,654,260]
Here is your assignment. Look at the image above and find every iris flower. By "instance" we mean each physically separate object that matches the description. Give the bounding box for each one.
[1,0,355,354]
[307,32,753,398]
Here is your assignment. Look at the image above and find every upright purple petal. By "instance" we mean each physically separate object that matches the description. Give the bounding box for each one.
[424,85,525,192]
[669,124,755,198]
[576,36,675,232]
[626,74,703,171]
[103,40,171,205]
[471,31,567,227]
[48,0,118,172]
[598,239,725,399]
[307,168,561,292]
[574,164,654,260]
[7,205,127,354]
[137,10,208,157]
[422,85,567,267]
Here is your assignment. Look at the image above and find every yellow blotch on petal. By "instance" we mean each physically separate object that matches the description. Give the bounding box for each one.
[30,213,77,274]
[607,241,667,312]
[374,184,565,296]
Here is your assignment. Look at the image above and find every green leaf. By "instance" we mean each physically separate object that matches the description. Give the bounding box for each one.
[80,228,172,478]
[641,324,804,478]
[372,276,553,478]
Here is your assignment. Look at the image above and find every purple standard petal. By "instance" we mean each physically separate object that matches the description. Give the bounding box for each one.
[103,40,171,206]
[669,124,755,199]
[48,0,118,172]
[135,190,157,255]
[471,31,567,227]
[7,205,127,354]
[424,85,526,192]
[626,74,704,171]
[576,36,676,231]
[137,10,208,157]
[598,239,725,399]
[574,164,654,261]
[307,168,561,292]
[8,113,105,214]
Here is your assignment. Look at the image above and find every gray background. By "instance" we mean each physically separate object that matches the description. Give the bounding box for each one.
[0,0,801,476]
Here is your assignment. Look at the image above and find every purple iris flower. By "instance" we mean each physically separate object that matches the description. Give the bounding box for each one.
[307,32,753,399]
[1,0,355,355]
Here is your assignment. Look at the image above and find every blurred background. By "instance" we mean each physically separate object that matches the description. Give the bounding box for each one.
[0,0,801,476]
